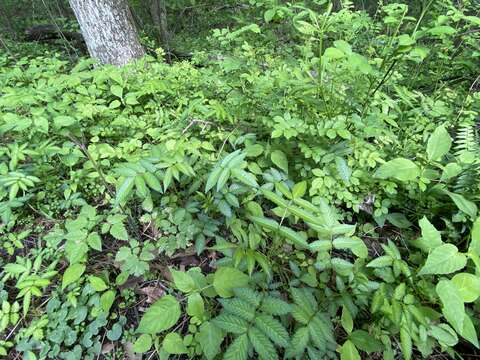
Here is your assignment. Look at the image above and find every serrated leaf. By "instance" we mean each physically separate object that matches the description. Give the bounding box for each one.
[260,296,291,315]
[248,326,278,360]
[213,313,249,334]
[110,222,128,241]
[198,322,224,360]
[162,332,187,354]
[224,334,249,360]
[418,244,466,275]
[219,298,255,321]
[285,326,309,358]
[231,168,258,188]
[137,295,180,334]
[255,315,289,347]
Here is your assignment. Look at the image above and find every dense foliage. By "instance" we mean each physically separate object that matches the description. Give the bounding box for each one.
[1,0,480,359]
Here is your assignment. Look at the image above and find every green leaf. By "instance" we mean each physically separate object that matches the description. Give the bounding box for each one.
[100,290,116,312]
[437,280,465,334]
[54,115,76,128]
[470,217,480,255]
[451,273,480,303]
[366,255,393,268]
[197,322,224,360]
[333,237,368,258]
[285,326,309,358]
[349,330,383,352]
[162,332,187,354]
[231,168,259,188]
[143,172,163,193]
[292,181,307,198]
[137,295,181,334]
[427,125,452,161]
[187,293,205,317]
[213,267,249,298]
[111,84,123,98]
[248,326,278,360]
[87,232,102,251]
[88,276,108,292]
[114,177,135,207]
[264,9,275,23]
[110,222,128,241]
[254,315,289,347]
[461,313,479,347]
[411,216,442,252]
[341,306,353,334]
[374,158,419,181]
[170,268,196,293]
[133,334,152,353]
[400,326,412,360]
[446,192,478,218]
[271,150,288,173]
[213,313,249,334]
[341,340,361,360]
[418,244,467,275]
[224,333,249,360]
[62,263,86,290]
[335,157,351,183]
[206,167,222,192]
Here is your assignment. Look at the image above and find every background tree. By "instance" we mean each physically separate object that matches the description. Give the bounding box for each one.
[68,0,145,66]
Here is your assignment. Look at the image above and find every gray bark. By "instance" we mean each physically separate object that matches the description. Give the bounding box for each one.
[150,0,169,47]
[68,0,145,66]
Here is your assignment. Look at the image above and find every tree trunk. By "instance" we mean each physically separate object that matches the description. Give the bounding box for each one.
[150,0,169,47]
[68,0,145,66]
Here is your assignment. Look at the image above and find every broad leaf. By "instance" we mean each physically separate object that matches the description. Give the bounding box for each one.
[62,263,86,290]
[418,244,466,275]
[137,295,181,334]
[437,280,465,335]
[427,125,452,161]
[197,322,224,360]
[213,267,249,297]
[451,273,480,303]
[374,158,419,182]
